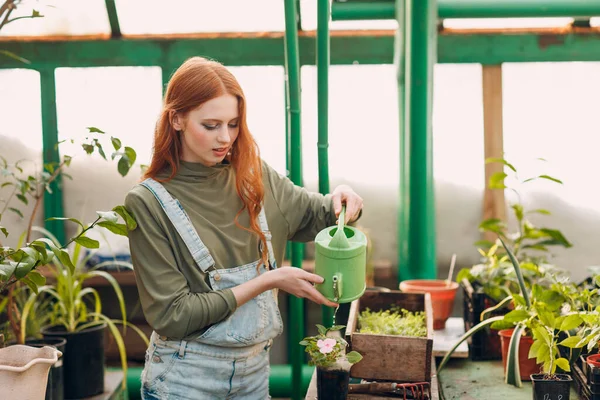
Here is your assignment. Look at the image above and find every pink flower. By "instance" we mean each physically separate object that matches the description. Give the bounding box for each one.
[317,338,337,354]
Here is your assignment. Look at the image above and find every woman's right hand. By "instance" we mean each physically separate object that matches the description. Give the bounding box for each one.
[267,266,339,308]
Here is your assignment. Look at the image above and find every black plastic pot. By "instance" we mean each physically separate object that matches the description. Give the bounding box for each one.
[317,367,350,400]
[26,338,67,400]
[531,373,572,400]
[43,323,106,399]
[461,281,509,361]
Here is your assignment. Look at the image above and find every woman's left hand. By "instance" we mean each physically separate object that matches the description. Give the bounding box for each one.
[332,184,363,224]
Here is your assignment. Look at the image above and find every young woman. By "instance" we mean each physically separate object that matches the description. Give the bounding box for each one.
[125,56,363,399]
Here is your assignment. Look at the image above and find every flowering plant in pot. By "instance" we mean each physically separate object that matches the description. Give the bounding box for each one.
[300,324,363,400]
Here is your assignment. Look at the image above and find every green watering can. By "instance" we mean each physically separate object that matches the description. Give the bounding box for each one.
[314,206,367,303]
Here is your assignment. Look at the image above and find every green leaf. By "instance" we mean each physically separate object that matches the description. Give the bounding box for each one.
[97,211,119,223]
[346,351,363,364]
[558,336,585,349]
[489,172,508,189]
[555,357,570,372]
[1,225,8,238]
[499,237,530,308]
[316,324,327,336]
[528,338,543,359]
[539,175,563,184]
[53,248,75,275]
[16,194,28,205]
[506,324,527,387]
[504,309,530,324]
[14,258,37,279]
[0,262,17,281]
[485,157,516,172]
[124,147,137,165]
[528,209,551,216]
[74,236,100,249]
[87,127,105,134]
[97,221,128,236]
[95,141,107,160]
[113,205,137,230]
[9,207,23,218]
[82,144,94,155]
[46,217,85,229]
[299,340,309,346]
[111,137,122,151]
[512,204,524,222]
[19,275,39,294]
[27,270,46,287]
[64,155,72,167]
[117,157,130,177]
[538,229,572,248]
[479,218,505,234]
[491,319,516,330]
[329,325,346,332]
[456,268,472,283]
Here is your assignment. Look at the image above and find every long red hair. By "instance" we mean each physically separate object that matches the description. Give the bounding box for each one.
[144,57,268,268]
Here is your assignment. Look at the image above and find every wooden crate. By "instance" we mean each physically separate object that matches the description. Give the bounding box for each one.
[345,289,434,383]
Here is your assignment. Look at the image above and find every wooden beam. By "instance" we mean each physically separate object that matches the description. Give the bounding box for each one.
[482,65,507,244]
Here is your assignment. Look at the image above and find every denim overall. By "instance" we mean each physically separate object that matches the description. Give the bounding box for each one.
[138,178,284,399]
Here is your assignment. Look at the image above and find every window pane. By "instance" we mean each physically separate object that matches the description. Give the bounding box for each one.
[228,66,286,176]
[55,66,162,222]
[0,0,110,37]
[300,0,397,31]
[115,0,285,34]
[503,62,600,213]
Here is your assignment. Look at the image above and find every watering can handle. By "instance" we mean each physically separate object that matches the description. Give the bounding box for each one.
[338,205,346,231]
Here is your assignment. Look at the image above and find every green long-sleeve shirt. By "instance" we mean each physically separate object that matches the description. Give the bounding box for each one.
[124,160,336,340]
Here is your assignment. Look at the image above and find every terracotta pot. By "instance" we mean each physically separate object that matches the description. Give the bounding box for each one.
[587,353,600,368]
[0,344,62,400]
[399,279,458,330]
[499,329,540,381]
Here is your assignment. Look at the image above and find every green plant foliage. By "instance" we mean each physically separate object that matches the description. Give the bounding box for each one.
[358,306,426,337]
[457,158,571,303]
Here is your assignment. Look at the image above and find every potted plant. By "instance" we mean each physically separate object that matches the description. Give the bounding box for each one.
[457,158,571,361]
[300,324,363,400]
[439,237,565,388]
[1,127,144,398]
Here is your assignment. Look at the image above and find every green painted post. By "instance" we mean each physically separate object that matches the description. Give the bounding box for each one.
[40,68,66,245]
[283,0,306,398]
[317,0,334,328]
[398,0,437,282]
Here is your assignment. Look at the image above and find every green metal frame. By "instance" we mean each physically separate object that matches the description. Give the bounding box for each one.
[39,68,65,245]
[332,0,600,20]
[397,0,437,280]
[2,29,600,70]
[317,0,334,328]
[283,1,305,399]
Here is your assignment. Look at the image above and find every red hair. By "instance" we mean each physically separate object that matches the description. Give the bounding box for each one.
[144,57,268,269]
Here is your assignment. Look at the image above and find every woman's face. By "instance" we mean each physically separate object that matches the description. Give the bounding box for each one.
[174,94,240,166]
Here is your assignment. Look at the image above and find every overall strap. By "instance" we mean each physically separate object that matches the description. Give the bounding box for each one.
[257,207,277,268]
[140,178,215,273]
